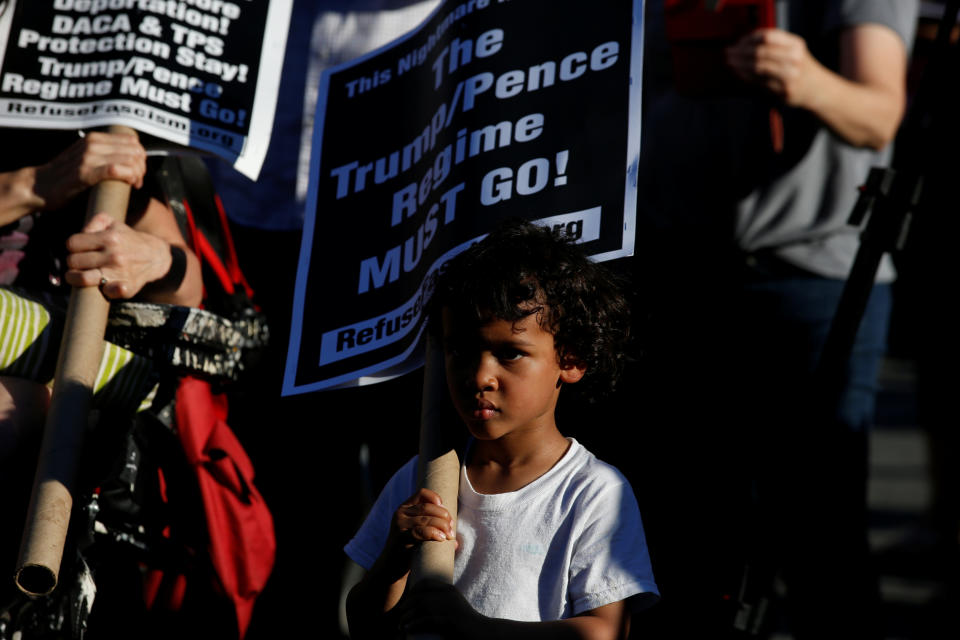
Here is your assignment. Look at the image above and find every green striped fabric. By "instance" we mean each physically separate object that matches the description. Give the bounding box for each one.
[1,288,157,414]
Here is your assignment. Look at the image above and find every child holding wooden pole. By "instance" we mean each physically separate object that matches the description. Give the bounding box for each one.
[345,220,658,639]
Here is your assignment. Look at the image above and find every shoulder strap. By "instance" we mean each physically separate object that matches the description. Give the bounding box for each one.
[154,156,257,317]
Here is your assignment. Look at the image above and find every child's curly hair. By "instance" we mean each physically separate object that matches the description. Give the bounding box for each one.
[429,220,631,398]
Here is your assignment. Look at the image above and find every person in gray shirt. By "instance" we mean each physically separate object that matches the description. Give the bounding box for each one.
[632,1,918,637]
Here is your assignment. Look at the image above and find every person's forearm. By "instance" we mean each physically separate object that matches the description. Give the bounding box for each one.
[346,564,408,640]
[792,58,904,150]
[0,168,44,226]
[346,543,412,640]
[726,25,907,151]
[125,197,203,306]
[137,241,203,307]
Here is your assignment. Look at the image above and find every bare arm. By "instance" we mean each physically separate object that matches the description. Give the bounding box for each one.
[0,168,42,228]
[0,132,146,226]
[345,552,411,639]
[726,24,908,150]
[1,131,200,306]
[63,202,203,307]
[346,488,455,639]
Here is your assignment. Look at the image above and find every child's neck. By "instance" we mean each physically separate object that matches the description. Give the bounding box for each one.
[466,425,571,494]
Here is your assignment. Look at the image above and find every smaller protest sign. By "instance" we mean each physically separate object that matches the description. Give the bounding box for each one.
[0,0,292,178]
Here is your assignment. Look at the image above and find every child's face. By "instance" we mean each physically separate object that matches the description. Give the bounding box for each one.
[441,307,585,442]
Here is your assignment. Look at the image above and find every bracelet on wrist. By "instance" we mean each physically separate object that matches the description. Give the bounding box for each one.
[166,245,187,290]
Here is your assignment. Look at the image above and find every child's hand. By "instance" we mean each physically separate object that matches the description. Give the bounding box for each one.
[381,488,456,580]
[390,488,456,547]
[396,578,485,640]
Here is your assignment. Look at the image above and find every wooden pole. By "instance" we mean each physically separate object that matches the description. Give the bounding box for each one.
[15,125,136,596]
[409,335,459,586]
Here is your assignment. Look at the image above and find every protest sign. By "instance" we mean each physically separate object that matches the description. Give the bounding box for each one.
[284,0,644,395]
[0,0,291,178]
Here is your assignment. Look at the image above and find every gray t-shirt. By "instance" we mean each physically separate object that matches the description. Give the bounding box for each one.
[638,0,918,280]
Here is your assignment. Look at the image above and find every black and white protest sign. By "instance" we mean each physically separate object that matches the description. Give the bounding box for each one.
[284,0,644,395]
[0,0,291,178]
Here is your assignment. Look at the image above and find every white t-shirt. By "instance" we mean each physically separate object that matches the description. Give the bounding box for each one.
[344,438,659,621]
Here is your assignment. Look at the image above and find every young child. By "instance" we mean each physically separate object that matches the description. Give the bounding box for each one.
[344,221,658,639]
